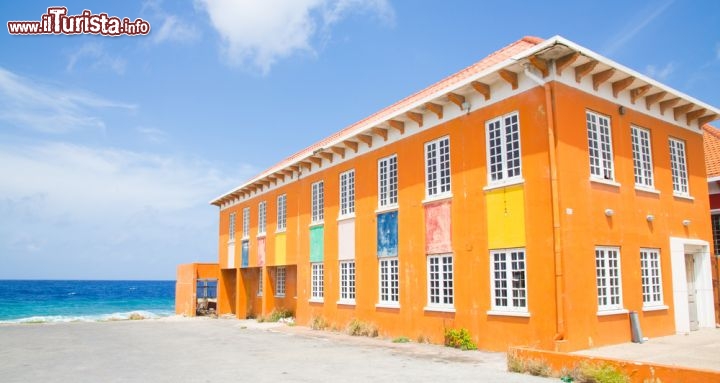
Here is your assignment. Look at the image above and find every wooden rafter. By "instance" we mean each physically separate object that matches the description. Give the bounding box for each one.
[447,92,466,110]
[574,60,598,83]
[673,104,693,121]
[699,114,718,127]
[470,81,491,100]
[529,55,549,77]
[343,140,359,152]
[309,156,322,166]
[424,102,443,119]
[260,180,270,188]
[611,77,634,98]
[371,127,388,141]
[274,173,285,182]
[283,169,294,178]
[389,119,405,133]
[592,69,615,91]
[299,161,312,171]
[555,51,580,76]
[406,112,423,127]
[331,146,345,159]
[629,85,651,104]
[686,108,706,123]
[356,134,373,147]
[319,152,333,162]
[645,91,667,110]
[659,98,680,114]
[498,69,518,90]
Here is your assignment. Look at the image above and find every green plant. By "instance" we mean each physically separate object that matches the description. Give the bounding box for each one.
[392,336,410,343]
[416,335,430,344]
[575,362,629,383]
[506,351,551,377]
[310,315,328,330]
[346,319,379,337]
[444,328,477,351]
[506,351,525,373]
[258,308,293,323]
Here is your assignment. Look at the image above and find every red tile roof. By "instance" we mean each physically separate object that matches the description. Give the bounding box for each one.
[703,124,720,178]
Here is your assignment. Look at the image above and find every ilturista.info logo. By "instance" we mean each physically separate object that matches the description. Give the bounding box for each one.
[7,7,150,36]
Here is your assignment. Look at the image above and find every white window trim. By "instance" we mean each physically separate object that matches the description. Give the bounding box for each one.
[339,169,356,219]
[424,136,452,199]
[640,248,664,308]
[242,207,250,239]
[276,194,287,233]
[378,257,399,306]
[228,212,236,242]
[310,262,324,302]
[257,201,267,236]
[485,112,522,185]
[275,267,286,298]
[669,137,690,197]
[257,272,263,296]
[630,126,655,189]
[490,248,529,313]
[586,111,615,182]
[595,246,623,312]
[311,181,325,225]
[425,254,454,310]
[378,154,399,209]
[338,260,356,305]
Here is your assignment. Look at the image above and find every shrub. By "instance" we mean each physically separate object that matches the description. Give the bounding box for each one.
[392,336,410,343]
[310,316,328,330]
[576,362,630,383]
[444,328,477,351]
[259,308,293,323]
[346,319,379,337]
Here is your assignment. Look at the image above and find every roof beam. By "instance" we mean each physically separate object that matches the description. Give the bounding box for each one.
[645,91,666,110]
[319,152,334,162]
[371,127,388,141]
[686,108,706,123]
[699,114,718,126]
[470,81,491,100]
[331,146,345,159]
[555,51,580,76]
[611,77,634,98]
[343,140,359,153]
[529,55,549,77]
[299,161,312,171]
[447,92,466,110]
[356,134,373,148]
[389,119,406,133]
[673,104,693,121]
[659,98,680,115]
[309,156,322,167]
[574,60,598,83]
[405,112,422,128]
[629,85,651,104]
[592,69,615,91]
[274,173,285,182]
[498,69,518,90]
[283,169,295,178]
[424,102,443,119]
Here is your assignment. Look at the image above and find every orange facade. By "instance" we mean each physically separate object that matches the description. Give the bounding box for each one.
[201,37,719,351]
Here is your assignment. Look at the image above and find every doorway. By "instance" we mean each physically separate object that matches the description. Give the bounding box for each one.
[684,254,699,331]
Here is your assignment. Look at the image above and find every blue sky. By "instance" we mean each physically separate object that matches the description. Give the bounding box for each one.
[1,1,718,280]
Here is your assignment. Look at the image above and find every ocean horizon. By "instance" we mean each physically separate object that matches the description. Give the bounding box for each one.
[0,280,176,323]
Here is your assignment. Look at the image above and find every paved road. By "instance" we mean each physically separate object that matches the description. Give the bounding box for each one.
[0,317,551,382]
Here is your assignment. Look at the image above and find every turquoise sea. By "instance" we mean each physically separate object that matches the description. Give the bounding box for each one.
[0,280,175,323]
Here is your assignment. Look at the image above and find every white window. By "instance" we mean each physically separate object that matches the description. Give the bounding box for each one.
[258,201,267,235]
[640,249,663,307]
[631,126,654,188]
[425,136,451,198]
[228,212,236,241]
[242,207,250,238]
[277,194,287,231]
[311,181,324,224]
[427,254,453,308]
[378,155,398,208]
[491,249,527,312]
[258,271,263,296]
[275,267,286,297]
[586,111,615,181]
[311,263,324,300]
[486,112,522,184]
[339,261,356,302]
[712,215,720,256]
[669,138,689,196]
[339,170,355,217]
[379,258,399,305]
[595,247,622,311]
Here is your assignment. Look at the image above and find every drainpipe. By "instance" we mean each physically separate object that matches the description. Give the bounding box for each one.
[524,64,566,341]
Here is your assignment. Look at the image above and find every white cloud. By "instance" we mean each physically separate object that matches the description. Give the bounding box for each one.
[0,67,135,134]
[196,0,394,74]
[645,62,676,81]
[137,126,169,143]
[66,42,127,74]
[142,0,200,44]
[603,0,674,56]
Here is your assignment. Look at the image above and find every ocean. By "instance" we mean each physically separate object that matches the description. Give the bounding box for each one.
[0,280,175,323]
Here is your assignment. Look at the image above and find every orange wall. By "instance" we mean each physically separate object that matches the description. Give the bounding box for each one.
[175,263,219,316]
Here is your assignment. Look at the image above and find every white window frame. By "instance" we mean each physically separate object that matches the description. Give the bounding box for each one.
[378,155,398,209]
[425,136,451,199]
[595,246,623,312]
[257,270,263,296]
[275,267,286,297]
[258,201,267,235]
[311,181,324,224]
[277,194,287,232]
[669,138,689,196]
[426,254,454,310]
[485,112,522,185]
[311,262,324,301]
[490,248,528,313]
[630,126,654,189]
[339,260,356,303]
[242,207,250,239]
[339,169,355,218]
[378,257,399,306]
[640,248,664,308]
[586,111,615,181]
[228,212,236,241]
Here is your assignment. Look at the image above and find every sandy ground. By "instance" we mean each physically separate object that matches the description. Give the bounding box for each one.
[0,316,551,383]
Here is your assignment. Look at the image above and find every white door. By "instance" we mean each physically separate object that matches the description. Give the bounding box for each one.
[685,254,699,331]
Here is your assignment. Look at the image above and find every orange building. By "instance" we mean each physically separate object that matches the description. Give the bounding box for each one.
[178,36,720,351]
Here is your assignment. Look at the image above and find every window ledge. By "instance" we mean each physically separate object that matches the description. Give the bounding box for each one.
[375,206,399,214]
[423,306,455,313]
[337,214,356,222]
[275,295,285,298]
[227,239,235,244]
[597,309,629,316]
[256,233,266,239]
[673,193,694,201]
[487,310,530,318]
[635,187,660,195]
[275,229,287,234]
[336,300,356,306]
[642,305,669,312]
[590,178,621,188]
[257,293,263,297]
[309,222,324,228]
[422,194,453,205]
[241,236,250,241]
[483,178,525,191]
[375,302,400,309]
[309,298,324,303]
